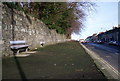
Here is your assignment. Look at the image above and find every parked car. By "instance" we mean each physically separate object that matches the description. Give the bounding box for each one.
[97,40,104,44]
[109,41,114,45]
[112,41,117,45]
[109,41,120,46]
[114,41,120,46]
[79,40,85,43]
[93,40,97,43]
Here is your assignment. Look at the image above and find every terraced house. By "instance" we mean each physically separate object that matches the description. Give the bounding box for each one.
[98,26,120,42]
[85,26,120,44]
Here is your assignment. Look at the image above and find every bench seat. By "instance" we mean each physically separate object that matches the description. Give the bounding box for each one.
[11,45,29,49]
[10,40,29,55]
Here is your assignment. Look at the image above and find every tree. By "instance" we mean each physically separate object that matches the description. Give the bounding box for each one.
[3,2,95,38]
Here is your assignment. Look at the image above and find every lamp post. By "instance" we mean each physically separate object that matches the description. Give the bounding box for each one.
[116,32,118,41]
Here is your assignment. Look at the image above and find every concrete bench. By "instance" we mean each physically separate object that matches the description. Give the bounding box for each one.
[10,40,29,55]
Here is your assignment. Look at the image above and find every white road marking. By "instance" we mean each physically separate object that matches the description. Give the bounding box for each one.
[115,53,119,55]
[106,56,111,58]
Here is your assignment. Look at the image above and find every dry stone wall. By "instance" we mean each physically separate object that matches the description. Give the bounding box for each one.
[2,4,66,56]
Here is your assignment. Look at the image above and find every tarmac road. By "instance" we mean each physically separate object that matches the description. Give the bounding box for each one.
[83,43,120,73]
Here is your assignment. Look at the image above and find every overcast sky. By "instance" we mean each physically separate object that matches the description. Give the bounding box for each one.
[71,2,118,40]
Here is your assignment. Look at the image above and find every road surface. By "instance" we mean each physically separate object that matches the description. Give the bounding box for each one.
[83,43,120,73]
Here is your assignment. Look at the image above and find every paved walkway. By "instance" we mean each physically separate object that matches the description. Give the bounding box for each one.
[2,41,107,79]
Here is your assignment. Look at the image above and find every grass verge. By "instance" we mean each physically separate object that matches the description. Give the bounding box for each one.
[2,41,107,79]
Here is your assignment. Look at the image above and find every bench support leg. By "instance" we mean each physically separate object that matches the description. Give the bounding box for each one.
[16,50,20,55]
[25,48,28,52]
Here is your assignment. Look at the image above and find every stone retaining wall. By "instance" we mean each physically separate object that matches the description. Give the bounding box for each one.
[1,4,66,56]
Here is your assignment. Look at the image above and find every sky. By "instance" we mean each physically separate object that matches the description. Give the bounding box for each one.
[71,2,118,40]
